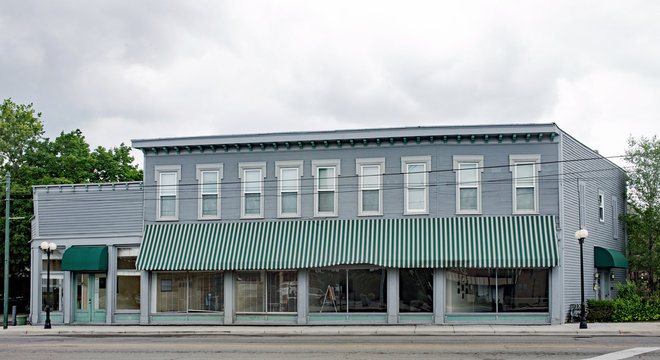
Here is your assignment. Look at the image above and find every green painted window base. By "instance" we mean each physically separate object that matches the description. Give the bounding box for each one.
[235,315,297,323]
[40,312,64,323]
[446,314,549,324]
[150,314,224,323]
[399,314,433,324]
[309,314,387,323]
[115,314,140,322]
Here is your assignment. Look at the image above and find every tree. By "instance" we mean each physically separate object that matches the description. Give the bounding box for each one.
[624,135,660,294]
[0,99,44,175]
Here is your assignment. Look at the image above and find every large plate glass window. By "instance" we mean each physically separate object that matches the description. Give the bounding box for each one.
[234,271,297,313]
[152,272,224,313]
[196,163,223,219]
[509,155,541,214]
[275,161,303,218]
[308,268,387,313]
[41,249,63,312]
[239,162,266,218]
[402,156,431,215]
[155,165,181,221]
[399,268,433,313]
[116,248,140,310]
[453,155,484,214]
[356,158,385,216]
[312,160,340,217]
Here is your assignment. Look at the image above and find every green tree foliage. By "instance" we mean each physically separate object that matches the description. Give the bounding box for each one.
[1,99,142,289]
[624,135,660,293]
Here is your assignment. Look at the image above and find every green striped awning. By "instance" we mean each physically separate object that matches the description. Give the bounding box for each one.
[136,216,558,271]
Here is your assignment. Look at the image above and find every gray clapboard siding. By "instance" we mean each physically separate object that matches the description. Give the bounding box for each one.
[33,182,144,238]
[560,131,626,320]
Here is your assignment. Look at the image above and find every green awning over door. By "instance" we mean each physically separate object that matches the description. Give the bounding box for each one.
[594,246,628,268]
[61,246,108,271]
[136,216,558,271]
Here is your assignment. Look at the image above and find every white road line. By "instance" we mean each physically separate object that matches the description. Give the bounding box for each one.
[583,347,660,360]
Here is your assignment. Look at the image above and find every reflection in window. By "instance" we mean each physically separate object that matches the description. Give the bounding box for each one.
[41,251,62,312]
[235,271,297,313]
[446,268,549,313]
[117,248,140,310]
[153,272,224,313]
[308,269,387,313]
[399,269,433,313]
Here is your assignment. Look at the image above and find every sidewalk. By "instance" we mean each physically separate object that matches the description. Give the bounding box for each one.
[2,322,660,336]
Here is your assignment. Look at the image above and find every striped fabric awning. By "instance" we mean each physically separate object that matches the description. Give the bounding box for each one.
[136,216,558,271]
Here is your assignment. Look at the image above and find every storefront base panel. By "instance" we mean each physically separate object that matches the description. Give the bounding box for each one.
[150,314,224,324]
[115,313,140,322]
[446,314,550,324]
[39,313,64,324]
[308,314,387,324]
[235,315,297,324]
[399,314,434,324]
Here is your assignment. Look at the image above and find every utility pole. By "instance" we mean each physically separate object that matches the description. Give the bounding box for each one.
[3,172,9,329]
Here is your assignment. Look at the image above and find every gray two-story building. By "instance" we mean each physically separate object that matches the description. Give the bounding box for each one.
[29,123,628,325]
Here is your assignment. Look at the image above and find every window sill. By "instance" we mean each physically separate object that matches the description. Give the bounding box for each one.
[156,218,179,222]
[197,216,221,221]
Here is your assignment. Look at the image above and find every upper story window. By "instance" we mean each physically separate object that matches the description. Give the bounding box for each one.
[155,165,181,221]
[509,155,540,214]
[196,164,223,220]
[598,190,605,223]
[356,158,385,216]
[612,196,619,239]
[453,155,484,214]
[239,162,266,219]
[401,156,431,215]
[578,180,587,229]
[275,161,303,218]
[312,159,340,217]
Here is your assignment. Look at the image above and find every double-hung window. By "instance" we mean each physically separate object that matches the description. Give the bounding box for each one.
[453,155,484,214]
[155,165,181,221]
[612,196,619,239]
[196,164,223,219]
[509,155,540,214]
[312,159,340,217]
[239,162,266,218]
[402,156,431,215]
[598,190,605,223]
[356,158,385,216]
[275,161,303,218]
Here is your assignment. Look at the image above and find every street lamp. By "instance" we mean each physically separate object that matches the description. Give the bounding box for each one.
[40,241,57,329]
[574,229,589,329]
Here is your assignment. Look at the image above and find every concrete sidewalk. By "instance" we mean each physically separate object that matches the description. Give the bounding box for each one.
[2,322,660,336]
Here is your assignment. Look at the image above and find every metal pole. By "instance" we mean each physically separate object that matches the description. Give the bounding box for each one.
[3,172,9,329]
[44,249,51,329]
[579,237,588,329]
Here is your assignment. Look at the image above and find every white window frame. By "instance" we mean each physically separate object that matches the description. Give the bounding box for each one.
[238,162,266,219]
[41,249,63,313]
[275,160,303,218]
[311,159,341,217]
[196,164,223,220]
[155,165,181,221]
[509,155,541,214]
[598,189,605,223]
[453,155,484,214]
[578,180,587,229]
[401,156,431,215]
[356,158,385,216]
[612,195,619,239]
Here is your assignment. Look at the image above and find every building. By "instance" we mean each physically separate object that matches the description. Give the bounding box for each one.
[29,123,628,325]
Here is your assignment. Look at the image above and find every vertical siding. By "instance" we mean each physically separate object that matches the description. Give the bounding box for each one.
[561,132,626,321]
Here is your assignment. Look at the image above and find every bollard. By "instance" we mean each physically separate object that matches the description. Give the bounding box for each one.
[11,305,16,326]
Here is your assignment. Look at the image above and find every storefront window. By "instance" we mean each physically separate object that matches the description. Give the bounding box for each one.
[116,248,140,310]
[153,271,224,313]
[41,251,62,312]
[446,268,549,313]
[235,271,297,313]
[399,269,433,313]
[308,269,386,313]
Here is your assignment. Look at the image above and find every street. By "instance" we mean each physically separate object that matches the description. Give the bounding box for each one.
[1,334,659,359]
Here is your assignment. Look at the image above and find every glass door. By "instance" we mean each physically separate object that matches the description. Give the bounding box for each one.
[74,273,107,322]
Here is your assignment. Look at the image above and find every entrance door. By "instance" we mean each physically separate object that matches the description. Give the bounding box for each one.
[74,273,107,322]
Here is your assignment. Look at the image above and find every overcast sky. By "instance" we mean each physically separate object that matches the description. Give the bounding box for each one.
[1,1,659,168]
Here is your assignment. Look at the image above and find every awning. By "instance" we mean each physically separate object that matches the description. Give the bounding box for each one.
[61,246,108,271]
[137,216,558,271]
[594,246,628,268]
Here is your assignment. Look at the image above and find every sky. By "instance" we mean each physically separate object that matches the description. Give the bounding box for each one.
[1,1,659,169]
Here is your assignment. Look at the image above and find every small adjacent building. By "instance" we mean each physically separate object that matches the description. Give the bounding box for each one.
[29,123,628,325]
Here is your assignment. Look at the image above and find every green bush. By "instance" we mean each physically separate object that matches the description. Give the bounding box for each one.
[609,281,660,322]
[586,299,614,322]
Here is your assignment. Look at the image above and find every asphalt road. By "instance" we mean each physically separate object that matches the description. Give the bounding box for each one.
[1,334,659,359]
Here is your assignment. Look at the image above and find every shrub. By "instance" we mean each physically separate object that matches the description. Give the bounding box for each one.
[586,299,614,322]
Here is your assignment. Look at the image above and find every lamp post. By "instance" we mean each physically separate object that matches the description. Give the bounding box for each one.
[574,229,589,329]
[40,241,57,329]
